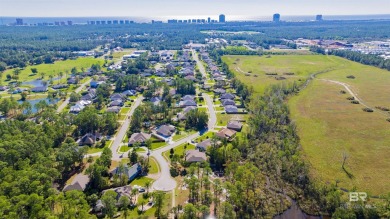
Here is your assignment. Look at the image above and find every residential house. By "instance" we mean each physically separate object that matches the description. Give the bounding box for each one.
[110,93,125,101]
[222,99,236,106]
[110,99,124,107]
[31,86,48,93]
[177,106,196,120]
[156,125,176,137]
[52,84,68,89]
[67,77,77,84]
[63,174,90,192]
[78,133,102,146]
[227,120,243,131]
[216,128,237,141]
[106,106,121,114]
[110,163,142,181]
[196,139,211,151]
[128,132,152,145]
[185,150,207,163]
[0,86,8,91]
[150,97,161,106]
[214,88,226,94]
[179,99,197,108]
[122,90,136,96]
[220,93,235,100]
[225,105,239,114]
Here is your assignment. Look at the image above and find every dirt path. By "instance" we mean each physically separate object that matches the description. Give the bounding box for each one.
[319,79,388,117]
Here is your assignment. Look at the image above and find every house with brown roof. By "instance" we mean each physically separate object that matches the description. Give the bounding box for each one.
[185,150,207,163]
[227,120,243,131]
[128,133,151,145]
[78,133,102,146]
[216,128,237,141]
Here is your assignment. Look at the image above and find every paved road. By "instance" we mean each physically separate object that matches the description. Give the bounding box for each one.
[203,94,217,130]
[57,79,92,113]
[111,96,143,160]
[151,132,200,191]
[151,52,218,192]
[192,50,208,78]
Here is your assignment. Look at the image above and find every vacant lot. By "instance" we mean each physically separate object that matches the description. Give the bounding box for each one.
[289,80,390,195]
[224,54,390,195]
[222,55,344,94]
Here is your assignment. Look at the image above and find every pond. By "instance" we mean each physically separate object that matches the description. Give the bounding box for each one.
[18,98,59,114]
[22,77,61,87]
[274,200,328,219]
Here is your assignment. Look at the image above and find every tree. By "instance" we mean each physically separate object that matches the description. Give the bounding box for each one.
[129,149,138,165]
[101,190,117,219]
[20,91,28,101]
[153,192,165,218]
[186,109,209,131]
[118,196,130,210]
[56,137,86,172]
[69,92,81,102]
[182,203,198,219]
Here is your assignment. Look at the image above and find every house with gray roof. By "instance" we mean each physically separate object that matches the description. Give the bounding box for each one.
[225,105,239,114]
[156,125,176,137]
[220,93,235,100]
[63,174,90,192]
[110,163,142,181]
[222,99,236,106]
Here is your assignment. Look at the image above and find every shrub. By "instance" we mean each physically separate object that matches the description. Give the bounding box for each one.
[346,96,355,100]
[265,73,278,75]
[340,90,346,94]
[346,75,355,79]
[284,72,295,75]
[375,106,390,111]
[275,76,286,80]
[170,167,179,177]
[387,118,390,122]
[362,108,374,112]
[351,100,360,104]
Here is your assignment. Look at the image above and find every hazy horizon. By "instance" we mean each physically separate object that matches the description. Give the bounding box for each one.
[1,0,389,17]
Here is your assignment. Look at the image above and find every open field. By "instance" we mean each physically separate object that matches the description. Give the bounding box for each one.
[224,54,390,195]
[110,48,136,62]
[2,57,103,83]
[289,80,390,195]
[222,55,345,94]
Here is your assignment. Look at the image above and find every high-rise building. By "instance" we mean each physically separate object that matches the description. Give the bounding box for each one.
[67,21,73,26]
[208,17,211,23]
[273,13,281,22]
[16,18,23,25]
[219,14,226,23]
[316,14,323,21]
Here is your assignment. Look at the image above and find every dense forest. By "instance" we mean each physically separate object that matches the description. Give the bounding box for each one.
[1,19,390,69]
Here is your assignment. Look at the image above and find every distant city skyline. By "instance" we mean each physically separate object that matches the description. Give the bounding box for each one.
[1,0,389,17]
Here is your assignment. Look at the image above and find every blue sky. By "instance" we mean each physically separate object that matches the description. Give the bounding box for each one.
[0,0,389,17]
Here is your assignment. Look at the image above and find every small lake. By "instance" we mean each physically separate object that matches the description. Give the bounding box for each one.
[18,98,59,114]
[22,77,61,87]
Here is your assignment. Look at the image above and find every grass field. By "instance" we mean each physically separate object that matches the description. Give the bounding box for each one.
[225,54,390,195]
[222,55,343,94]
[289,80,390,195]
[2,57,103,83]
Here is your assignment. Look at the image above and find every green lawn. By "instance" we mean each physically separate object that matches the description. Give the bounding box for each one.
[148,157,159,174]
[118,114,127,120]
[172,130,197,141]
[130,176,154,187]
[151,141,167,150]
[194,131,215,143]
[163,143,196,161]
[120,107,131,114]
[87,140,112,154]
[119,145,130,153]
[2,57,103,83]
